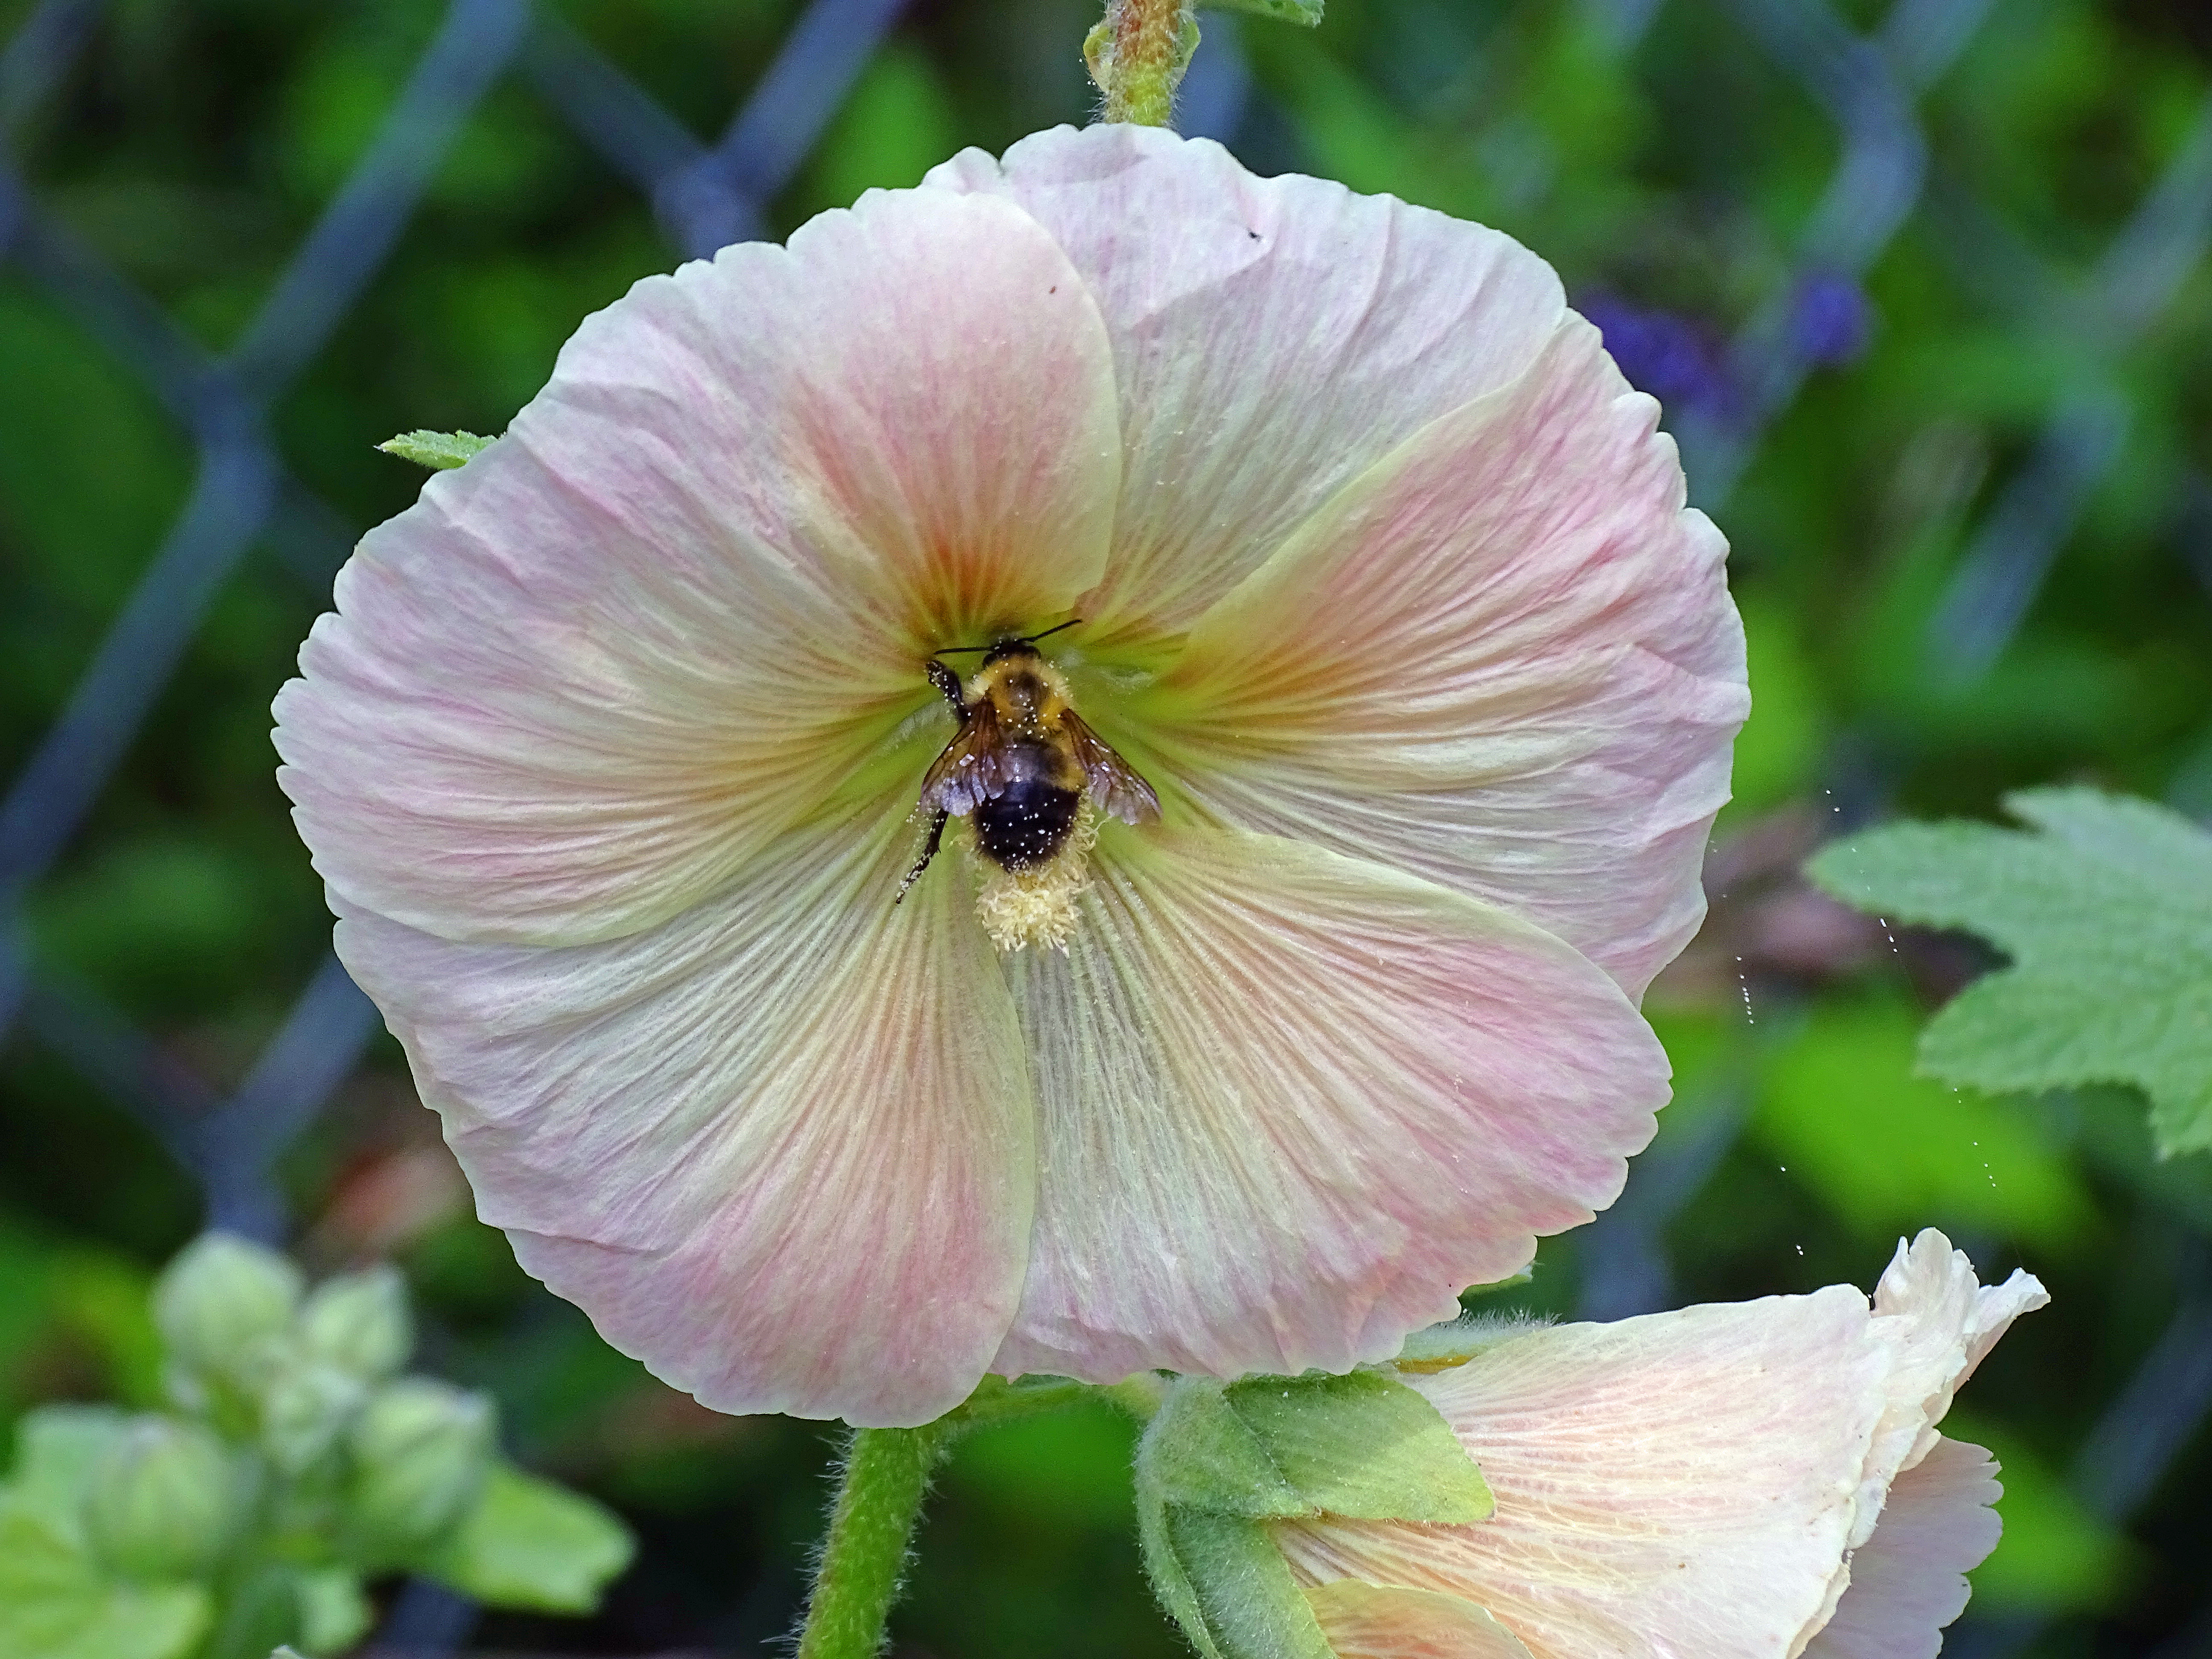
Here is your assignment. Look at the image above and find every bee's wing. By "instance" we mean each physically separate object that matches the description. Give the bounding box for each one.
[1062,712,1162,825]
[917,698,1009,816]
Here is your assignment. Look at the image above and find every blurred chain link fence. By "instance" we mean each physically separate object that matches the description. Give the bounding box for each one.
[1,0,2207,1651]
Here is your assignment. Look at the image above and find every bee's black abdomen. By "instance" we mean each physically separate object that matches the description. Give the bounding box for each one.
[974,781,1080,872]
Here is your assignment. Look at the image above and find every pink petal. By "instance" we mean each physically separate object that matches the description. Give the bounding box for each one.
[1278,1292,1891,1659]
[1140,317,1746,1000]
[1861,1231,2049,1516]
[331,801,1034,1427]
[989,826,1668,1384]
[1802,1438,2004,1659]
[277,187,1121,947]
[926,125,1567,645]
[1306,1580,1538,1659]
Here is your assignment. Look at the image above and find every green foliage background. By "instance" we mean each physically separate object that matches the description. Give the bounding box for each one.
[2,0,2210,1653]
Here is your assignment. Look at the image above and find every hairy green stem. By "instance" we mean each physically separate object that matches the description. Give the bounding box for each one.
[796,1424,952,1659]
[795,1378,1117,1658]
[1087,0,1196,126]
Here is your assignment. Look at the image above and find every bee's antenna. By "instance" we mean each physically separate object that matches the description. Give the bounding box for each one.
[931,618,1083,658]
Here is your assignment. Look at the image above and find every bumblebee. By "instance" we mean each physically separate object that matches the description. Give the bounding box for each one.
[898,623,1161,921]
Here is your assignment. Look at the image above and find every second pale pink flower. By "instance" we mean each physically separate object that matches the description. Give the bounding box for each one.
[274,124,1748,1426]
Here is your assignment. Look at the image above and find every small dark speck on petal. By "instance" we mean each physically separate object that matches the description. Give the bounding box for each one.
[1247,229,1260,240]
[1049,285,1058,294]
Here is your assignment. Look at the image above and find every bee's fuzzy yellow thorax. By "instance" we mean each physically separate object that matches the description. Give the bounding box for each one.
[965,655,1076,722]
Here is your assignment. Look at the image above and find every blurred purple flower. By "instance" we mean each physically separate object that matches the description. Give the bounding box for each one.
[1789,269,1873,367]
[1578,293,1738,424]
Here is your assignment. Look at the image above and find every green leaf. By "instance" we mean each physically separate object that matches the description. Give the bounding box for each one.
[0,1505,210,1659]
[1207,0,1324,23]
[376,431,494,470]
[1807,788,2212,1157]
[421,1462,633,1614]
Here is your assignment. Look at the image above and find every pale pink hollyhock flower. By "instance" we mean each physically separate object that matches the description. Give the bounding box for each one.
[1277,1230,2048,1659]
[272,124,1747,1426]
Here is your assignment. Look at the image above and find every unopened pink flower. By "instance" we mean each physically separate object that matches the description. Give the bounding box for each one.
[1278,1230,2049,1659]
[274,124,1747,1426]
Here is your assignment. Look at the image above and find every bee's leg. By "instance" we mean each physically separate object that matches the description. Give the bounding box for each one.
[896,809,950,905]
[926,658,966,718]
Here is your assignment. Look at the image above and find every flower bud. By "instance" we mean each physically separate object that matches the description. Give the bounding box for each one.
[1252,1233,2049,1659]
[261,1361,369,1477]
[346,1379,495,1556]
[153,1233,303,1399]
[296,1265,413,1382]
[82,1415,238,1580]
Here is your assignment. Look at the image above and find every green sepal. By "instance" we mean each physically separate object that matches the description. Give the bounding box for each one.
[1135,1371,1491,1659]
[1394,1311,1537,1371]
[1207,0,1323,23]
[377,431,494,470]
[1225,1371,1491,1522]
[1140,1383,1306,1516]
[1461,1265,1535,1303]
[420,1462,634,1614]
[1150,1506,1336,1659]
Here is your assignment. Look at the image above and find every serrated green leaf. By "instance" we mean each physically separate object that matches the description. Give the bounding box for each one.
[1207,0,1324,23]
[376,431,494,470]
[1807,787,2212,1157]
[420,1462,632,1614]
[0,1505,210,1659]
[1222,1373,1491,1524]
